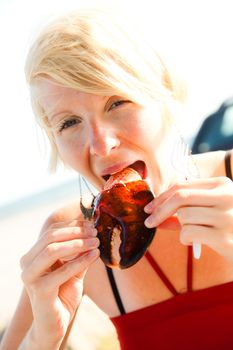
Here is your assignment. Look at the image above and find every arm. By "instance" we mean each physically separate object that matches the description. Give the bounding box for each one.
[144,149,233,261]
[0,205,99,350]
[0,289,33,350]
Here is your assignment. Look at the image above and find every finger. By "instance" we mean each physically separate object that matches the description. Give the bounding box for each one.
[145,189,217,228]
[45,219,83,230]
[176,207,220,227]
[144,178,224,214]
[20,223,97,269]
[21,238,99,283]
[41,219,96,237]
[180,224,217,246]
[39,249,100,293]
[42,219,96,236]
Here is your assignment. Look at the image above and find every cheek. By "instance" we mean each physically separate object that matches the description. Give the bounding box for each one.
[55,137,87,170]
[129,107,165,147]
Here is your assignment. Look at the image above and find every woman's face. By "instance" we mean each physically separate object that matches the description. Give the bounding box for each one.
[36,78,173,193]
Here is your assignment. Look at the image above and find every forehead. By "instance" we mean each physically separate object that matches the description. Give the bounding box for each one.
[34,78,79,110]
[33,78,106,117]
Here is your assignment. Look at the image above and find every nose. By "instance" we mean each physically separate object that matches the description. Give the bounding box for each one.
[89,125,120,157]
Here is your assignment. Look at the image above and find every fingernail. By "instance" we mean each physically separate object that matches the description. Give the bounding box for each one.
[144,203,152,213]
[145,216,153,228]
[88,237,100,248]
[85,227,98,236]
[91,228,98,236]
[83,220,94,227]
[87,249,100,258]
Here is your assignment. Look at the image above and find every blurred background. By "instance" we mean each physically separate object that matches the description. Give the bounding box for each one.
[0,0,233,349]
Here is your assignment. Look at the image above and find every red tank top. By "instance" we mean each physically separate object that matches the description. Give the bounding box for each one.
[107,151,233,350]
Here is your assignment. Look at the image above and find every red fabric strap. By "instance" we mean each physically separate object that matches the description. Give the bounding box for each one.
[187,245,193,292]
[145,251,179,296]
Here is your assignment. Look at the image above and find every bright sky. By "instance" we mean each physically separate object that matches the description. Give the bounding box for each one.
[0,0,233,206]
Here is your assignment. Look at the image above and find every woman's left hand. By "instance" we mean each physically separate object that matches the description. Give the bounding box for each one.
[144,177,233,261]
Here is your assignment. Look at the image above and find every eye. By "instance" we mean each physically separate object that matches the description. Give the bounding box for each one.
[109,99,131,111]
[58,117,81,132]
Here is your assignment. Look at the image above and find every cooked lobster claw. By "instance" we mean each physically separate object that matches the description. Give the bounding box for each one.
[93,168,156,269]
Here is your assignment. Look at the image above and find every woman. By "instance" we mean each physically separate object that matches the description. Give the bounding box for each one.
[1,7,233,350]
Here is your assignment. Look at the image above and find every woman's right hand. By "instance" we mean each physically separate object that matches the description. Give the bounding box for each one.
[19,219,99,349]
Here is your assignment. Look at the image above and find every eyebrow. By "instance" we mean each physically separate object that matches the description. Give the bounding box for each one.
[49,95,115,123]
[49,110,72,123]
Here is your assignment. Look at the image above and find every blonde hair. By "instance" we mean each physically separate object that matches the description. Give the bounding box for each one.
[25,7,187,171]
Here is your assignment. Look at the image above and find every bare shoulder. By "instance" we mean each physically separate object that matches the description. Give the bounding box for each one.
[39,200,80,235]
[193,150,232,178]
[45,200,80,225]
[41,195,94,233]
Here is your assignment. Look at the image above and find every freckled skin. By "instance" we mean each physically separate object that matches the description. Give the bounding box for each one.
[36,78,171,194]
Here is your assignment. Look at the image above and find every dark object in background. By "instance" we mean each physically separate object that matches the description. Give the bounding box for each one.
[192,97,233,154]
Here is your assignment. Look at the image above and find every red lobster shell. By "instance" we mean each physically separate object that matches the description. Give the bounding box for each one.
[93,168,156,269]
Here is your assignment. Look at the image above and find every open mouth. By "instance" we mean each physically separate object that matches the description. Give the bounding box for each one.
[102,160,146,181]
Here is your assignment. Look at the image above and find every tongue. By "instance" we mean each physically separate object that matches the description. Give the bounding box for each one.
[104,167,142,190]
